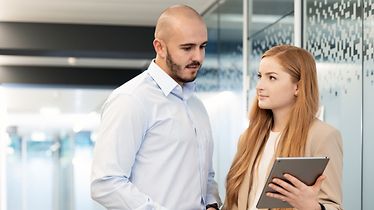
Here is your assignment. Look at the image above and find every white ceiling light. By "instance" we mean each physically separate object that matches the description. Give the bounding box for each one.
[67,57,77,65]
[0,55,151,69]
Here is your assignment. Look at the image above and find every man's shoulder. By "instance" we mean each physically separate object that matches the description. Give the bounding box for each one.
[112,71,155,95]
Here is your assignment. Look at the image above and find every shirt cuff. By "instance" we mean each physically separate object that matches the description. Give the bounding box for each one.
[206,203,219,210]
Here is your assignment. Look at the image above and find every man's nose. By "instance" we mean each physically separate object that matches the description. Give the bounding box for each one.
[192,48,204,62]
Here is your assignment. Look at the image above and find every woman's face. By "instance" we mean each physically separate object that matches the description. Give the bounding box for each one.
[256,56,298,114]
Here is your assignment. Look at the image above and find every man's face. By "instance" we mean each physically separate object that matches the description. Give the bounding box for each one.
[163,20,208,85]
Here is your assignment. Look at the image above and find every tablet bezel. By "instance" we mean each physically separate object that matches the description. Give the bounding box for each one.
[256,156,329,208]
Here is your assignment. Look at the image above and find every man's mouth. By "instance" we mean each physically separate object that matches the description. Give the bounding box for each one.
[186,64,199,69]
[185,62,201,69]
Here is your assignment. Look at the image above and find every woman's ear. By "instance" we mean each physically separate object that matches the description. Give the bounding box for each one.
[153,39,166,58]
[294,83,299,96]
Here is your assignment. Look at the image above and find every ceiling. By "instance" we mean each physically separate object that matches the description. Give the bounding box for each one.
[0,0,294,138]
[0,0,218,26]
[0,0,219,68]
[0,0,221,137]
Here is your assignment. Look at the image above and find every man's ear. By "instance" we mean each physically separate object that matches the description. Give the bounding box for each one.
[153,39,166,58]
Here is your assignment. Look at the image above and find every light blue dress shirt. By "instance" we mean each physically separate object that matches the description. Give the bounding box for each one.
[91,61,221,210]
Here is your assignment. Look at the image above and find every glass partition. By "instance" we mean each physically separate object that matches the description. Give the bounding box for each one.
[304,1,363,209]
[362,0,374,209]
[246,0,374,209]
[200,0,245,198]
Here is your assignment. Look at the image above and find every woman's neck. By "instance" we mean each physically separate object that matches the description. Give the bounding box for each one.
[272,108,291,132]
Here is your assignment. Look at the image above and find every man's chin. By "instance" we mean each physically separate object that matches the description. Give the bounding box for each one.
[180,76,197,83]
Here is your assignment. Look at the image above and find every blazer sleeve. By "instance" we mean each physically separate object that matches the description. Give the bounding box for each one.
[306,122,343,210]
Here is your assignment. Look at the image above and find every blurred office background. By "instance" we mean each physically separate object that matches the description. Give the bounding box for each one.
[0,0,372,209]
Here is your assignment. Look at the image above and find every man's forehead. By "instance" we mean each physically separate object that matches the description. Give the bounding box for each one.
[179,41,208,46]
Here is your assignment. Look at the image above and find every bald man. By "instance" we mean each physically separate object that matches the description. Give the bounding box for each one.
[91,5,222,210]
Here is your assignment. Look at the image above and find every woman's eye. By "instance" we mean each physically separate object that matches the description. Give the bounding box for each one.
[269,76,276,80]
[257,73,261,79]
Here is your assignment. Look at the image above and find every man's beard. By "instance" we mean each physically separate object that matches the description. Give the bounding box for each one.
[166,49,201,84]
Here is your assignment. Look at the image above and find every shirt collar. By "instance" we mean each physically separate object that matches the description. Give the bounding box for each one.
[147,60,196,100]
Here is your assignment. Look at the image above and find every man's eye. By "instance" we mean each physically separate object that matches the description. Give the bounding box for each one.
[269,76,276,80]
[182,47,192,51]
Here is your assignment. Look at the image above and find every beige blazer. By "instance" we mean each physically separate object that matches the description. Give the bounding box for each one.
[226,119,343,210]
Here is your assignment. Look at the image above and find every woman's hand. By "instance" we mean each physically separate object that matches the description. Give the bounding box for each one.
[266,174,325,210]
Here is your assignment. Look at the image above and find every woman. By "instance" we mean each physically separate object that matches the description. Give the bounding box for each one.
[224,45,343,210]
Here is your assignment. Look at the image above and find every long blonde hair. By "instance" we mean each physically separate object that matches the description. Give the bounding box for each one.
[225,45,319,209]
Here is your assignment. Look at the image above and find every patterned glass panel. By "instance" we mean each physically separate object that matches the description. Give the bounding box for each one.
[305,0,363,209]
[363,0,374,209]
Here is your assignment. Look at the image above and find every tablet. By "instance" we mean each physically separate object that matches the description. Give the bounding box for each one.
[256,156,329,208]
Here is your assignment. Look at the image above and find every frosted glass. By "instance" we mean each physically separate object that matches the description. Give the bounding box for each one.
[305,0,363,209]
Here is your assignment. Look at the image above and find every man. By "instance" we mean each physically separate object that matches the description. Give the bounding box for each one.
[91,5,222,210]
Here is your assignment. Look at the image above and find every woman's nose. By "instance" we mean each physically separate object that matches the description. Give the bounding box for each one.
[256,79,263,90]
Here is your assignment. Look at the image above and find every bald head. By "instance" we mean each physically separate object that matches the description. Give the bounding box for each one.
[154,5,206,41]
[152,5,208,84]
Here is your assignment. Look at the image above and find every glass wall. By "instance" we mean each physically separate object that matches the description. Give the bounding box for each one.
[245,0,374,209]
[200,0,245,198]
[304,1,363,209]
[362,0,374,209]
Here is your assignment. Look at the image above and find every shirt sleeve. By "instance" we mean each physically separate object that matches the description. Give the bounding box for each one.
[205,167,222,207]
[91,176,168,210]
[204,112,222,207]
[90,93,167,210]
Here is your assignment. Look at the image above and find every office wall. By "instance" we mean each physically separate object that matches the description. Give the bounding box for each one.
[245,0,374,209]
